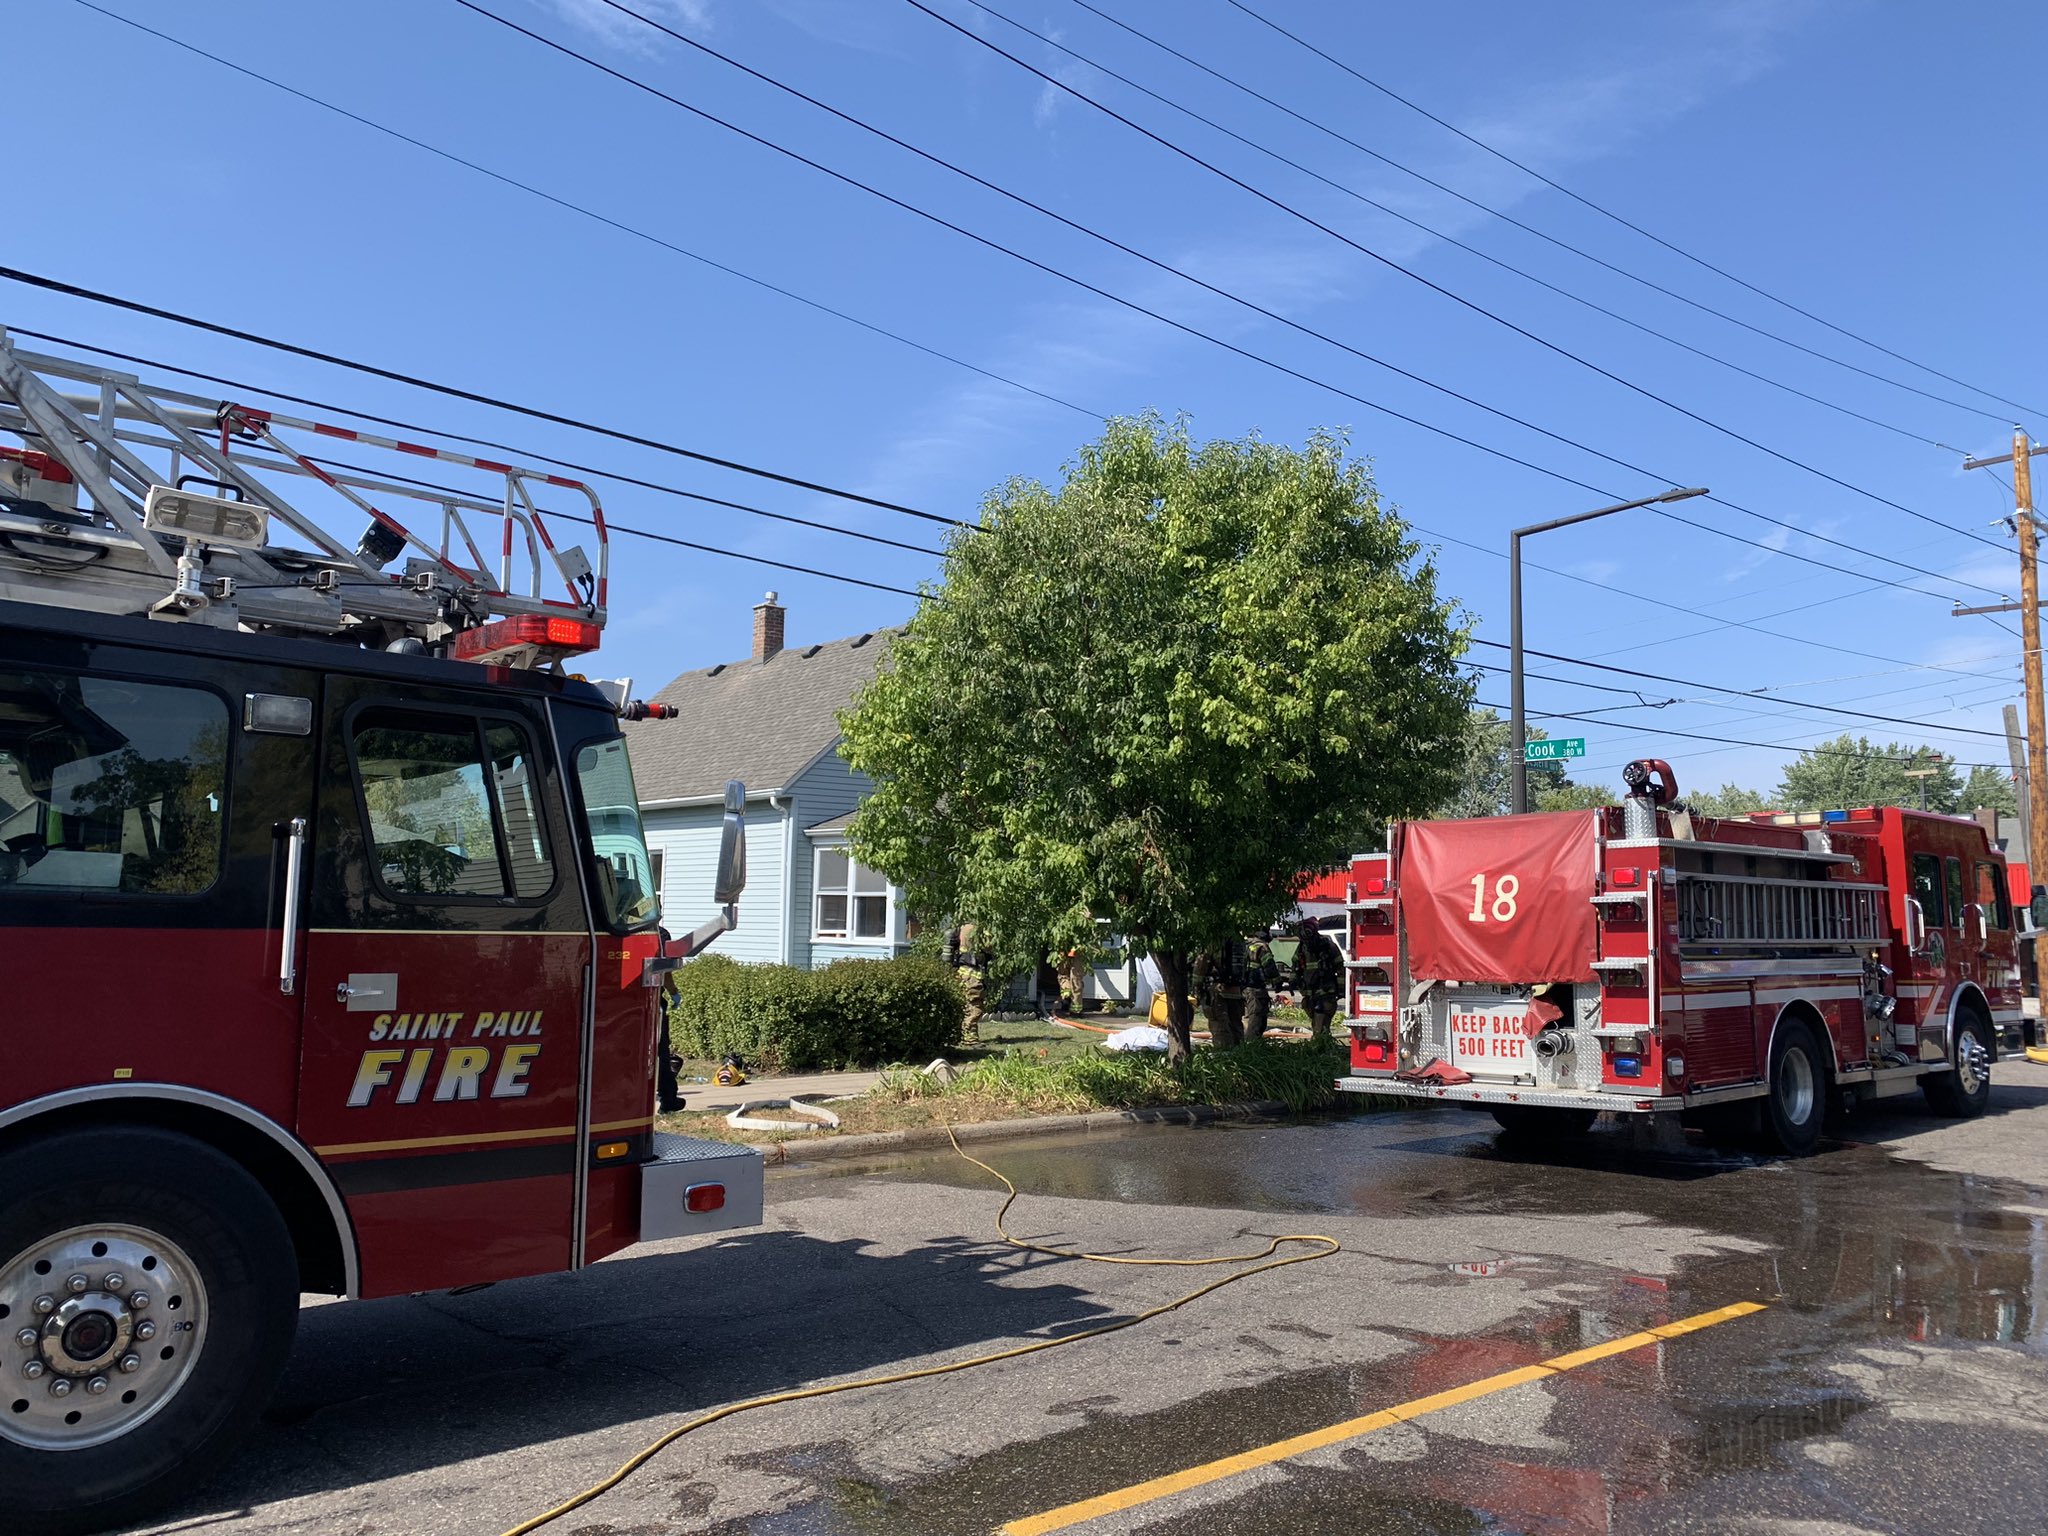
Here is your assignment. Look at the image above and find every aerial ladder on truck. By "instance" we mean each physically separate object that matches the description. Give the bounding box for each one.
[0,330,755,1534]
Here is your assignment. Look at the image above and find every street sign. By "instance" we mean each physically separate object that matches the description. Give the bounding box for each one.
[1524,738,1586,763]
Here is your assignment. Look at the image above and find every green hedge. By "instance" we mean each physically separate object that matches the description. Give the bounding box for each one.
[666,953,965,1072]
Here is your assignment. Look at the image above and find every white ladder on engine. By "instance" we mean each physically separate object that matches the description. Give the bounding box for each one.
[0,330,607,646]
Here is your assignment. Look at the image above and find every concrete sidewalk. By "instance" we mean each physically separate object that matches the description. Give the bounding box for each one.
[674,1069,883,1114]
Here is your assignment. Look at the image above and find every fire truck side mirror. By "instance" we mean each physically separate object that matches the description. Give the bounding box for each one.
[714,780,748,909]
[2031,889,2048,932]
[1904,897,1928,956]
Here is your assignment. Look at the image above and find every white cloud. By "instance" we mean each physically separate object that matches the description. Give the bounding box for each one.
[1029,35,1105,133]
[533,0,711,51]
[1721,522,1793,581]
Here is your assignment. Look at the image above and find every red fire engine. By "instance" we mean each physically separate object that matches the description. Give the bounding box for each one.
[1339,758,2021,1150]
[0,333,762,1532]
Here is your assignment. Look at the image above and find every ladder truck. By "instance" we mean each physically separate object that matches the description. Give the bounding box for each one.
[0,332,761,1533]
[1338,759,2022,1151]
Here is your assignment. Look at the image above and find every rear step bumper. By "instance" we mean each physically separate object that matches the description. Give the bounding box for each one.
[638,1132,765,1243]
[1337,1076,1682,1113]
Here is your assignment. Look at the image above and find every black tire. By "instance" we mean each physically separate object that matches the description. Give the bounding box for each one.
[1489,1105,1599,1138]
[1764,1019,1827,1156]
[1923,1008,1994,1119]
[0,1127,299,1536]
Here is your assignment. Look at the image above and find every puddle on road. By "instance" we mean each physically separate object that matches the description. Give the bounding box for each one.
[759,1111,2048,1534]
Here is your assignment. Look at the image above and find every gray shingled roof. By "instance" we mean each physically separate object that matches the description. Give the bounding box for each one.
[622,630,894,803]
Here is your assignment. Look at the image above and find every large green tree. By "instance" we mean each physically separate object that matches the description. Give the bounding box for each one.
[1961,763,2019,818]
[1776,736,1964,812]
[841,416,1472,1061]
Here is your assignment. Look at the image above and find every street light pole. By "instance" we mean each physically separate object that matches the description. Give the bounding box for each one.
[1510,486,1709,813]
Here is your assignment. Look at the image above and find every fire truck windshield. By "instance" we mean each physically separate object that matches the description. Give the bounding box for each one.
[575,736,660,931]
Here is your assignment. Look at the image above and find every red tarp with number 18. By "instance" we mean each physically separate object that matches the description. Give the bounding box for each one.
[1397,812,1599,984]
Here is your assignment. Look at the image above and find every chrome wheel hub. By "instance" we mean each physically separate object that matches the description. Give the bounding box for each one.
[1,1226,206,1450]
[1779,1045,1816,1124]
[1957,1030,1991,1095]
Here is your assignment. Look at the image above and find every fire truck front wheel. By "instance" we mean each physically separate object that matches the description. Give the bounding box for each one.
[1923,1008,1995,1119]
[1764,1020,1826,1156]
[0,1127,299,1536]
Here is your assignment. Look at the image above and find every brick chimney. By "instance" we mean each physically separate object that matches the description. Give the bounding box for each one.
[752,590,785,663]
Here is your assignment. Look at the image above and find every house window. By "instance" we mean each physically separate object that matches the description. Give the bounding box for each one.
[814,846,890,940]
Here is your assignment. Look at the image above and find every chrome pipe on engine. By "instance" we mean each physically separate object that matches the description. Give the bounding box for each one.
[1533,1029,1573,1060]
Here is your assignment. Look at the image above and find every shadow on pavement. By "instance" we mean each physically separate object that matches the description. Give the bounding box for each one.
[146,1227,1108,1527]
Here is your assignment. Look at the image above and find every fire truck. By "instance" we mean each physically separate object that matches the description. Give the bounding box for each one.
[0,333,763,1532]
[1339,758,2021,1151]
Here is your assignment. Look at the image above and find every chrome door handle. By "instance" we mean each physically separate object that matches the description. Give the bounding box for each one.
[279,817,306,995]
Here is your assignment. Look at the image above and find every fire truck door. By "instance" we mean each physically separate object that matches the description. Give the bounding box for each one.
[294,682,592,1297]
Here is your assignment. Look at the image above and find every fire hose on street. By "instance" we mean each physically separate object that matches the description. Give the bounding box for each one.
[497,1126,1341,1535]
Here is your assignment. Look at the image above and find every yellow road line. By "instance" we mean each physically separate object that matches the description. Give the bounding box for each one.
[1000,1299,1767,1536]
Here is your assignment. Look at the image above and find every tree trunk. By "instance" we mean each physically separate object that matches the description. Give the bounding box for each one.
[1154,950,1196,1064]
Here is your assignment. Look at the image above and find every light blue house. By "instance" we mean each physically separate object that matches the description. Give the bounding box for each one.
[622,594,908,969]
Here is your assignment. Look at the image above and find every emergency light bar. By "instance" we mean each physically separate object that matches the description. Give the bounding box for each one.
[449,613,601,665]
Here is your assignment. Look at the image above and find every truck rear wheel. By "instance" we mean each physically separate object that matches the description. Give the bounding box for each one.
[1923,1009,1994,1119]
[1764,1020,1826,1156]
[1489,1106,1599,1139]
[0,1127,299,1535]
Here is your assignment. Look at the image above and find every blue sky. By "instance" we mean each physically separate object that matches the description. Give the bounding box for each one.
[12,0,2046,797]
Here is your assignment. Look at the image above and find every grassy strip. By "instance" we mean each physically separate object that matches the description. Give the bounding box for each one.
[660,1036,1358,1145]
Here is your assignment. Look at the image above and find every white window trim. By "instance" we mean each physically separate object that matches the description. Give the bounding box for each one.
[811,840,897,946]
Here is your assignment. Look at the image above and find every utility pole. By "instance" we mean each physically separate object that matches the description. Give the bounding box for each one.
[1961,430,2048,886]
[2015,431,2047,885]
[1903,754,1946,812]
[2005,703,2031,856]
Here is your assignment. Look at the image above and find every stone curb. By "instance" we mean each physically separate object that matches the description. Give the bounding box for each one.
[753,1099,1293,1166]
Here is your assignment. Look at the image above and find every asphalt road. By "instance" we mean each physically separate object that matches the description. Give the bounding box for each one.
[130,1062,2048,1536]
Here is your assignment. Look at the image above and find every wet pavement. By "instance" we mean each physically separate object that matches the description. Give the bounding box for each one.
[129,1061,2048,1536]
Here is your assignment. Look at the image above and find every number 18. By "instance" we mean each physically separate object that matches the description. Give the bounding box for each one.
[1468,873,1519,923]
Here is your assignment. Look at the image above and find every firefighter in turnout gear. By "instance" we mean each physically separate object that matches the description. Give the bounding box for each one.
[1058,944,1090,1016]
[1290,918,1344,1045]
[947,921,988,1042]
[1244,929,1281,1041]
[1193,939,1251,1040]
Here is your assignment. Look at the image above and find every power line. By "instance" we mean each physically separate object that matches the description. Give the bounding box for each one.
[27,316,1989,675]
[61,0,1103,428]
[544,506,925,597]
[958,0,1950,454]
[909,0,2010,555]
[1467,639,2018,741]
[1473,697,2009,771]
[1411,515,2010,680]
[464,1,2007,604]
[1471,667,2019,772]
[0,269,962,528]
[1568,679,2021,765]
[1063,0,2019,432]
[1577,680,2021,780]
[1222,0,2046,423]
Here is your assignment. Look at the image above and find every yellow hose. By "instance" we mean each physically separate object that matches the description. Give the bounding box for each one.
[497,1125,1340,1536]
